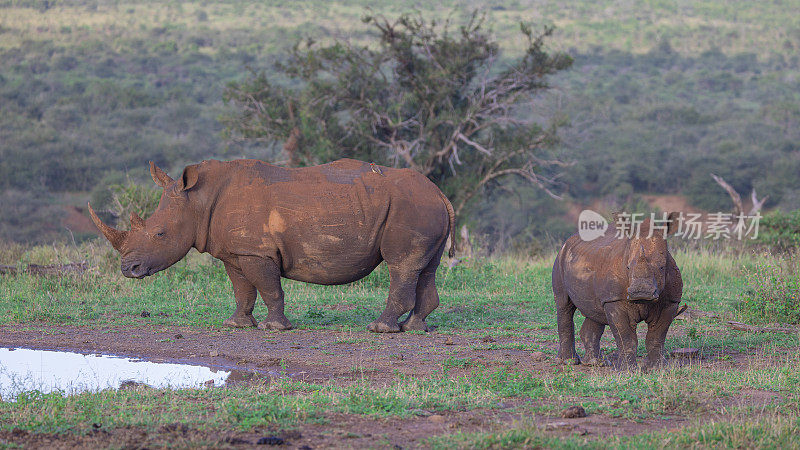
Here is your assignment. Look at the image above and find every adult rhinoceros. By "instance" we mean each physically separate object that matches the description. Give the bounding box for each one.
[89,158,454,333]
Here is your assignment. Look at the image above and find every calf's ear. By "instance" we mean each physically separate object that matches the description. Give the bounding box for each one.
[666,212,681,235]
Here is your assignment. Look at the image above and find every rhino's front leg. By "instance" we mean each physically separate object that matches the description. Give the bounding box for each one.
[604,302,638,370]
[222,262,258,328]
[644,302,679,369]
[239,256,293,331]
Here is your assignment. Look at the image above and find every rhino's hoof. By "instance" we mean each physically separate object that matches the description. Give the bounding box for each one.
[223,315,258,328]
[368,320,401,333]
[258,319,293,331]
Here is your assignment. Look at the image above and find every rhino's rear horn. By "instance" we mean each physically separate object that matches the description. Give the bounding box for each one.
[130,211,145,231]
[88,203,128,251]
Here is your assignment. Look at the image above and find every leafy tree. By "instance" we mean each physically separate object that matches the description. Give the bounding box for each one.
[222,11,572,215]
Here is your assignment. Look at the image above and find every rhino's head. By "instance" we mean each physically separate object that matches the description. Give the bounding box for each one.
[89,162,200,278]
[622,213,680,302]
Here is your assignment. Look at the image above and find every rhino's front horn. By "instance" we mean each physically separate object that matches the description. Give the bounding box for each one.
[88,203,127,251]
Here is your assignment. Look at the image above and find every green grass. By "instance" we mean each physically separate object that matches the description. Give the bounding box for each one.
[428,415,800,449]
[0,240,792,331]
[3,361,799,435]
[2,240,799,443]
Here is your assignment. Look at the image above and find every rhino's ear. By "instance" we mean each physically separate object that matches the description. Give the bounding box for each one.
[150,161,174,188]
[179,164,199,192]
[666,212,681,235]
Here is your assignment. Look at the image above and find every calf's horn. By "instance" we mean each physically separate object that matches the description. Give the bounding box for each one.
[88,203,127,251]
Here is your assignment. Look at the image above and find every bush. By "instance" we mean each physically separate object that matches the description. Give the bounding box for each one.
[107,180,161,228]
[740,253,800,324]
[753,210,800,251]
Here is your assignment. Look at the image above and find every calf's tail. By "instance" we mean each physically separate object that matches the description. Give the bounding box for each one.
[438,190,456,258]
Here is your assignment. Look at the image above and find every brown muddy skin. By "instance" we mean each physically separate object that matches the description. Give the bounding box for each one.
[89,158,455,333]
[552,214,683,369]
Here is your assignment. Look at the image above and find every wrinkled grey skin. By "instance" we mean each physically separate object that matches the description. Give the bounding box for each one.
[551,214,683,370]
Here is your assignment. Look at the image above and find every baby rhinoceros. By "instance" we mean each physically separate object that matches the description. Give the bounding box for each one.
[552,213,683,369]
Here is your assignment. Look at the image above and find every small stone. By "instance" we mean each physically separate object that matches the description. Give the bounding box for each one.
[174,334,183,339]
[531,351,546,361]
[210,350,219,357]
[481,336,495,343]
[561,405,587,419]
[444,337,454,345]
[140,310,150,318]
[257,436,284,445]
[204,379,215,387]
[428,414,445,423]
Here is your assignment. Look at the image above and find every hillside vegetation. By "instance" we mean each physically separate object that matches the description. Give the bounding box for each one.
[1,0,798,245]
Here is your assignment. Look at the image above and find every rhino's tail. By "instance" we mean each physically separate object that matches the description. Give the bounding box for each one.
[438,190,456,258]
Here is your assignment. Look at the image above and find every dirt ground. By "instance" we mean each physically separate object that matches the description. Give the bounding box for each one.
[0,324,786,448]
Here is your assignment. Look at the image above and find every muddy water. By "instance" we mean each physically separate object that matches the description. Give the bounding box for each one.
[0,347,243,401]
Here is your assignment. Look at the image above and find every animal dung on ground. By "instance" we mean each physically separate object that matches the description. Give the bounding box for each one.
[561,405,587,418]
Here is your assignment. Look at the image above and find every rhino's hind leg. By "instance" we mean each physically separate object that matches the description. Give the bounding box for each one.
[579,318,605,366]
[239,256,293,331]
[400,270,439,332]
[400,243,445,332]
[369,267,420,333]
[223,262,258,328]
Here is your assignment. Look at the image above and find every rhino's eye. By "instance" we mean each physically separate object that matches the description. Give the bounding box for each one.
[154,230,166,238]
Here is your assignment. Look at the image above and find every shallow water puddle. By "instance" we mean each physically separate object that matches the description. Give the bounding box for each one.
[0,347,238,401]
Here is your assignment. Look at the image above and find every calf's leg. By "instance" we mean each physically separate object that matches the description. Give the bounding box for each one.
[222,262,258,328]
[239,256,292,331]
[644,302,679,369]
[604,302,639,370]
[579,318,605,366]
[555,294,580,364]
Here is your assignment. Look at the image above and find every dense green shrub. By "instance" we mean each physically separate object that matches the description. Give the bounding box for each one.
[753,210,800,251]
[741,253,800,324]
